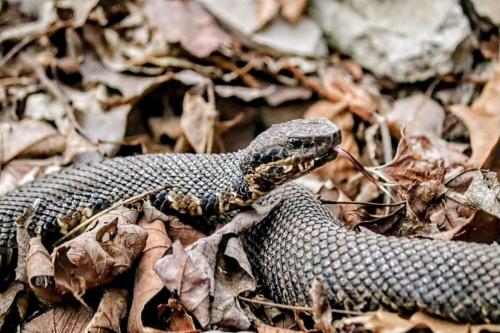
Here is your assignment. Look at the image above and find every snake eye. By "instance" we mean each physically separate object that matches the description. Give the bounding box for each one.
[289,137,304,149]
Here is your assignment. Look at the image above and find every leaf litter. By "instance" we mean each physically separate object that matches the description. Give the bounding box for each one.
[0,0,499,332]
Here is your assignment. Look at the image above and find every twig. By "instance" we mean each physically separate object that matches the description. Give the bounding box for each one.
[238,296,363,316]
[321,199,406,207]
[373,114,393,213]
[283,64,373,122]
[0,35,35,68]
[209,55,260,89]
[53,184,172,246]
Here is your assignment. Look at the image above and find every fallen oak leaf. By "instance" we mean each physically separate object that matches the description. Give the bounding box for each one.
[0,157,63,196]
[144,0,232,58]
[53,208,146,301]
[154,240,212,327]
[26,236,64,304]
[154,203,277,329]
[128,205,173,333]
[86,288,128,333]
[160,298,197,332]
[311,278,333,333]
[341,309,500,333]
[449,64,500,167]
[0,282,24,331]
[0,119,65,164]
[22,304,94,333]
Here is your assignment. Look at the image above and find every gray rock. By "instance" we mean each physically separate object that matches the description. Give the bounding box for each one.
[310,0,474,82]
[470,0,500,26]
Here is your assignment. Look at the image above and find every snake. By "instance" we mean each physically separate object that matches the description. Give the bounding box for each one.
[0,118,499,324]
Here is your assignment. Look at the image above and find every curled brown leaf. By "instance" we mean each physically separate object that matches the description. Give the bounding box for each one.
[52,208,146,301]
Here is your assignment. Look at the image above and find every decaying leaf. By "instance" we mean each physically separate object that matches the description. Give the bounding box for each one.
[128,205,172,333]
[154,240,212,327]
[0,157,62,196]
[181,88,243,153]
[162,298,197,332]
[0,282,24,331]
[257,0,280,29]
[81,54,172,101]
[26,236,64,304]
[144,0,232,58]
[154,203,276,329]
[0,119,64,163]
[66,85,130,156]
[280,0,308,24]
[340,309,500,333]
[22,304,94,333]
[388,93,445,138]
[0,1,56,43]
[311,278,333,333]
[380,135,469,187]
[256,323,302,333]
[463,170,500,218]
[86,288,128,333]
[52,208,146,300]
[449,64,500,167]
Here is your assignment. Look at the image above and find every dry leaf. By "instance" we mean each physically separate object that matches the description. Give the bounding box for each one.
[257,0,280,29]
[311,278,333,333]
[280,0,308,24]
[181,89,242,153]
[26,236,64,304]
[449,64,500,166]
[0,282,24,331]
[23,304,94,333]
[81,55,171,100]
[341,309,500,333]
[163,298,197,332]
[463,170,500,218]
[165,215,206,246]
[380,135,468,188]
[305,100,360,182]
[67,85,130,156]
[388,93,445,138]
[181,89,219,153]
[86,288,128,333]
[144,0,231,58]
[257,323,302,333]
[52,208,146,300]
[56,0,100,27]
[154,240,212,327]
[0,119,63,163]
[128,206,172,333]
[154,204,275,329]
[0,1,56,43]
[0,157,62,196]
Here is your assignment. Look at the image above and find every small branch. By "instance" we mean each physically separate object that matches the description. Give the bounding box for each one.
[283,64,373,122]
[321,199,406,207]
[54,184,172,246]
[0,35,35,68]
[238,296,363,316]
[209,55,260,89]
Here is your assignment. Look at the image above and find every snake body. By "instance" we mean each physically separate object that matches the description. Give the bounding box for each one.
[0,118,499,323]
[245,184,500,323]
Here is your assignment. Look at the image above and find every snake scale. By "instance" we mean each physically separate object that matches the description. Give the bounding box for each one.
[0,118,499,323]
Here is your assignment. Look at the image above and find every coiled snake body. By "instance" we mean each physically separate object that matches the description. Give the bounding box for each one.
[0,118,499,323]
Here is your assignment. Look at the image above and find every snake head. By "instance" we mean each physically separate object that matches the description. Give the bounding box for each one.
[240,118,341,194]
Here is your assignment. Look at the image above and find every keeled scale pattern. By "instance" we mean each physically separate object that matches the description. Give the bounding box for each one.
[244,184,500,323]
[0,152,243,254]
